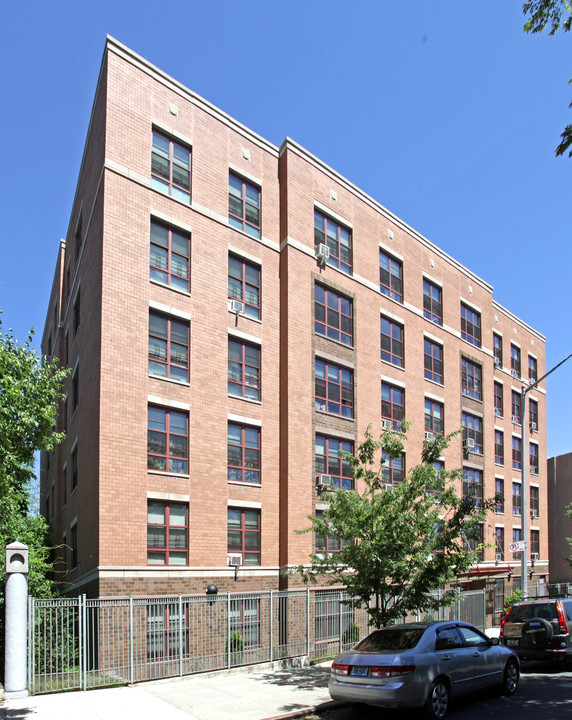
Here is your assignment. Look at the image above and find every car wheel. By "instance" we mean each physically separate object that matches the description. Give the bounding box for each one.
[521,618,554,649]
[502,659,519,696]
[424,677,449,719]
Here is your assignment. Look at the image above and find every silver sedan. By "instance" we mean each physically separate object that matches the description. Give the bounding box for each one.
[328,621,519,719]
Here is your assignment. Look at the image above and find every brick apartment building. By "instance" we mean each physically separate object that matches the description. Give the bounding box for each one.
[41,37,548,602]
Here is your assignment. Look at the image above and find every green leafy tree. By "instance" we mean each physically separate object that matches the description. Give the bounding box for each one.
[0,319,68,600]
[523,1,572,157]
[294,425,494,628]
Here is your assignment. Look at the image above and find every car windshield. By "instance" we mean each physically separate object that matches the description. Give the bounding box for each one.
[506,603,557,622]
[353,628,424,652]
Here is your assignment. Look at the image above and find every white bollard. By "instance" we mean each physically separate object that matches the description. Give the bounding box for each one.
[4,542,29,699]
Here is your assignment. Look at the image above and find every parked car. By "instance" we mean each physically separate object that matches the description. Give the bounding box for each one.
[328,621,519,719]
[499,597,572,661]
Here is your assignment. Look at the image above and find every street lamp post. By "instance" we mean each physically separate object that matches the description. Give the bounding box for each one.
[520,352,572,598]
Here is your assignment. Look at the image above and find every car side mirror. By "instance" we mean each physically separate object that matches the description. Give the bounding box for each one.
[488,637,499,646]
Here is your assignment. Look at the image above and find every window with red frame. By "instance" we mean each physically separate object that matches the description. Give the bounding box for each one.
[315,359,353,418]
[425,399,444,434]
[149,312,189,382]
[462,412,482,453]
[150,220,190,292]
[314,284,352,346]
[315,511,341,556]
[314,210,352,274]
[228,255,261,319]
[228,339,261,401]
[495,478,504,513]
[315,435,353,490]
[493,333,503,366]
[460,303,481,347]
[423,279,442,325]
[461,358,482,400]
[463,467,483,506]
[495,527,505,560]
[529,443,539,474]
[424,339,443,383]
[230,598,261,649]
[380,316,404,367]
[228,173,261,238]
[463,522,483,560]
[530,529,540,557]
[512,528,523,560]
[511,344,521,377]
[530,486,539,517]
[512,436,522,471]
[494,382,503,416]
[511,391,522,424]
[381,382,404,430]
[147,603,189,660]
[379,250,403,302]
[494,430,504,465]
[529,399,538,430]
[151,130,190,202]
[227,508,260,565]
[382,452,405,485]
[227,423,260,484]
[147,501,188,566]
[512,482,522,516]
[147,407,188,474]
[528,355,538,383]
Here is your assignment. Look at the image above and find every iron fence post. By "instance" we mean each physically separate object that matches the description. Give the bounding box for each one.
[269,590,273,663]
[129,596,134,684]
[179,595,183,677]
[306,588,310,658]
[227,592,231,670]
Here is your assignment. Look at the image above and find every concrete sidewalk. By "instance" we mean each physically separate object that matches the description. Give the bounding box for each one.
[0,661,337,720]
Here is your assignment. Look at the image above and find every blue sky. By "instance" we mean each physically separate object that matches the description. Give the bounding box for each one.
[0,1,570,456]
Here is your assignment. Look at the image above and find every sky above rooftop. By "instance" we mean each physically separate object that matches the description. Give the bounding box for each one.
[0,0,570,456]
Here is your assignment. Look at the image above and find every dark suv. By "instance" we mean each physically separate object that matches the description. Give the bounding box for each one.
[500,598,572,661]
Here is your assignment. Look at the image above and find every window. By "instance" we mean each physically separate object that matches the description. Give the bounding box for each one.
[72,366,79,412]
[424,339,443,384]
[494,382,503,416]
[461,358,482,400]
[462,413,482,454]
[71,445,78,491]
[530,486,539,517]
[151,130,190,202]
[529,443,539,475]
[423,279,442,325]
[227,508,260,565]
[528,355,538,383]
[315,511,342,556]
[493,333,503,366]
[379,251,403,302]
[511,345,521,377]
[495,478,504,513]
[71,523,78,569]
[494,430,504,465]
[230,598,260,649]
[227,423,260,484]
[530,529,540,557]
[512,482,522,516]
[147,407,188,474]
[149,312,189,382]
[314,210,352,274]
[463,468,483,506]
[382,452,405,485]
[512,528,523,560]
[75,214,83,259]
[228,339,261,401]
[381,383,404,430]
[150,220,190,292]
[425,399,444,435]
[463,523,484,560]
[228,173,260,238]
[512,437,522,471]
[380,316,404,367]
[315,590,354,642]
[460,303,481,347]
[228,256,261,319]
[147,603,189,660]
[147,501,188,565]
[73,290,80,334]
[315,359,353,418]
[315,436,353,490]
[495,527,505,560]
[529,399,538,430]
[314,285,352,345]
[511,391,522,424]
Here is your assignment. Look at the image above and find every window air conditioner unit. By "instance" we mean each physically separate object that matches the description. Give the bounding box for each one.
[530,422,537,432]
[495,553,502,563]
[463,437,475,451]
[229,299,245,315]
[531,553,539,562]
[512,416,520,424]
[425,431,436,440]
[494,357,501,368]
[511,370,520,379]
[315,243,330,265]
[494,408,501,417]
[228,554,242,567]
[381,419,392,430]
[316,474,332,488]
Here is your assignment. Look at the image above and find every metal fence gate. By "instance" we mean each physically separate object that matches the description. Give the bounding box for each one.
[28,587,487,695]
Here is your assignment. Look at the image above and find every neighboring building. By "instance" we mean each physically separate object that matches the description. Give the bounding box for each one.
[548,454,572,583]
[41,37,548,603]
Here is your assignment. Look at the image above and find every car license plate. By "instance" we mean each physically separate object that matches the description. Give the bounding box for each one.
[351,665,369,677]
[507,638,519,647]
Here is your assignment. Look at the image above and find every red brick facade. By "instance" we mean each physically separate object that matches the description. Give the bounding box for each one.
[41,38,548,601]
